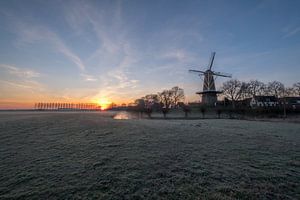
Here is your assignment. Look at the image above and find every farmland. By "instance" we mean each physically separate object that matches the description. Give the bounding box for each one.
[0,111,299,199]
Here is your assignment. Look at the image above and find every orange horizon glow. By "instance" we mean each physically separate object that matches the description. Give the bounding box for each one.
[0,96,201,110]
[96,98,112,110]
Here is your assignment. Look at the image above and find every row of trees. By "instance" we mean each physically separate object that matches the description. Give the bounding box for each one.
[130,80,300,118]
[34,102,101,110]
[222,80,300,107]
[133,86,185,117]
[135,86,185,109]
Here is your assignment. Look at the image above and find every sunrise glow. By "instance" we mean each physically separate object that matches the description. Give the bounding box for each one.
[97,98,111,110]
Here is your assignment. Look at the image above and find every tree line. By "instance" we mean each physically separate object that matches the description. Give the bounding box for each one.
[131,80,300,118]
[222,80,300,107]
[133,86,185,117]
[34,102,101,110]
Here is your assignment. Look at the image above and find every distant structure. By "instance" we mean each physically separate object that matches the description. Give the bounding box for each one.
[189,52,232,106]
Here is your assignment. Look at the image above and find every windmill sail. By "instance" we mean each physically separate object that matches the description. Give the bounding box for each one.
[208,52,216,70]
[212,71,232,78]
[189,69,206,74]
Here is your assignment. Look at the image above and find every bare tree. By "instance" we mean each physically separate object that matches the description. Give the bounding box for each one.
[239,82,251,100]
[171,86,185,107]
[158,90,173,109]
[158,90,175,118]
[134,99,145,117]
[293,82,300,96]
[143,94,159,108]
[284,87,295,97]
[248,80,266,96]
[222,79,243,108]
[267,81,285,97]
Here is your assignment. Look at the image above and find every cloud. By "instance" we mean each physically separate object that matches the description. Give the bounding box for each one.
[13,21,86,71]
[162,49,187,62]
[161,49,196,63]
[0,63,47,103]
[61,1,209,103]
[0,79,43,90]
[0,64,40,78]
[282,26,300,38]
[63,1,123,54]
[80,74,97,82]
[63,1,141,101]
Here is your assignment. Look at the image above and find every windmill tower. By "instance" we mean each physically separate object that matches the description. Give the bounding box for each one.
[189,52,232,106]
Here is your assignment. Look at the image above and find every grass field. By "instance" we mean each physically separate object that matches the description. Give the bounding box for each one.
[0,111,299,199]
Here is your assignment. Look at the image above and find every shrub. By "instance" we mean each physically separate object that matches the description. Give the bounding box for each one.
[200,106,206,119]
[216,108,222,119]
[182,105,191,118]
[161,107,169,118]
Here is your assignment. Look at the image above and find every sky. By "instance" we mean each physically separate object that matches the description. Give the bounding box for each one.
[0,0,300,109]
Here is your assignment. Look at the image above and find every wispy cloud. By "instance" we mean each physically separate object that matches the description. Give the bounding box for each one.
[161,49,197,63]
[12,20,86,71]
[0,64,40,78]
[80,74,97,82]
[162,49,188,62]
[63,1,141,101]
[0,79,43,90]
[282,26,300,38]
[0,62,48,104]
[62,1,206,102]
[0,64,44,92]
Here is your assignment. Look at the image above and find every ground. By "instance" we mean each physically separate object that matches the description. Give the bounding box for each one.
[0,111,299,199]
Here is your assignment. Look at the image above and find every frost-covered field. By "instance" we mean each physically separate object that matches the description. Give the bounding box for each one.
[0,111,299,199]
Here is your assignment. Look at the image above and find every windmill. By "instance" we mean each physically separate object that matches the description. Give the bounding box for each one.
[189,52,232,106]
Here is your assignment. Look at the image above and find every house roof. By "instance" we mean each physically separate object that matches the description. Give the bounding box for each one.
[253,96,277,102]
[279,97,300,104]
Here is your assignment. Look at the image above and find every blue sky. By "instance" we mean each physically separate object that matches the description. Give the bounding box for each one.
[0,0,300,108]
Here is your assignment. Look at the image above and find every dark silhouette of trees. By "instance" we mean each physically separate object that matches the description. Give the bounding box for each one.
[129,80,300,119]
[293,82,300,96]
[132,86,185,118]
[267,81,285,97]
[285,87,296,97]
[145,107,153,118]
[248,80,266,97]
[158,86,185,108]
[171,86,185,107]
[158,90,174,109]
[134,99,145,117]
[222,80,300,105]
[222,79,243,108]
[240,81,251,100]
[157,86,185,118]
[142,94,159,112]
[34,102,101,110]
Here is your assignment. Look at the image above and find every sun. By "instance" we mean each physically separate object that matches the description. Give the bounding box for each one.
[97,98,111,110]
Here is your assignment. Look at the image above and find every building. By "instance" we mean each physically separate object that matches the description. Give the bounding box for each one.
[250,96,278,108]
[279,97,300,110]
